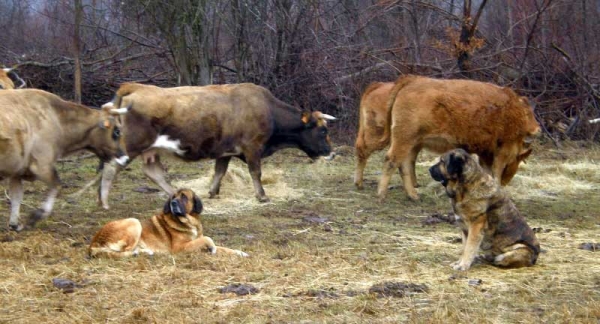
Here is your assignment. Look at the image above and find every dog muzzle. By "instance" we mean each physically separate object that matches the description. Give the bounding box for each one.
[170,200,184,216]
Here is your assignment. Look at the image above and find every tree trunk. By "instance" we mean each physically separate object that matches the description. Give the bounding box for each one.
[73,0,83,103]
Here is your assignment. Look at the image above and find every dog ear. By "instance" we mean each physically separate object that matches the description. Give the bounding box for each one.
[163,198,172,215]
[192,195,203,214]
[446,152,465,178]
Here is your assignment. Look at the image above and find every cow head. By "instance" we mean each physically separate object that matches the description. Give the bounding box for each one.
[297,111,335,159]
[88,104,130,165]
[499,136,536,185]
[0,68,26,90]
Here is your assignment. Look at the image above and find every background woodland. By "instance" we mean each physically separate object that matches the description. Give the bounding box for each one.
[1,0,599,142]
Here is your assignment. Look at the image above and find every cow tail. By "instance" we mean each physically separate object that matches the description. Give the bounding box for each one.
[380,74,416,146]
[357,83,382,141]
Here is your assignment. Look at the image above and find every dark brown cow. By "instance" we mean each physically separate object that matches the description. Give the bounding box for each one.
[96,82,335,208]
[0,89,129,231]
[0,68,25,90]
[378,75,540,201]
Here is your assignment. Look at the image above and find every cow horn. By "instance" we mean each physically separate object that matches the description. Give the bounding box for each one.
[589,117,600,124]
[318,112,336,121]
[524,136,536,144]
[101,102,114,109]
[13,73,26,88]
[110,107,130,115]
[2,68,12,72]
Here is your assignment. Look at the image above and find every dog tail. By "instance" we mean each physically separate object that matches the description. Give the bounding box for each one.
[380,74,417,146]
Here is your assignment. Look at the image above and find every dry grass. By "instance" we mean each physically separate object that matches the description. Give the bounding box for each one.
[1,142,600,323]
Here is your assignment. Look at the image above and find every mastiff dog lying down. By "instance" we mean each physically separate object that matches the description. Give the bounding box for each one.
[89,189,248,258]
[429,149,540,270]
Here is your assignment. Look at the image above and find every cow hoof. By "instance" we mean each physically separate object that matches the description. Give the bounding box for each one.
[408,194,420,201]
[8,223,24,232]
[257,196,270,203]
[208,192,218,199]
[354,183,364,190]
[27,209,46,227]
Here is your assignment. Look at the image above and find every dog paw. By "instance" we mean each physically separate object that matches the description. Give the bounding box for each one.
[235,250,249,257]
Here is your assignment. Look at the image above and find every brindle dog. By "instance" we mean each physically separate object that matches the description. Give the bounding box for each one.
[429,149,539,270]
[89,188,248,258]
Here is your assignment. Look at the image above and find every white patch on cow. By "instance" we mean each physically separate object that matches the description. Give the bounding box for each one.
[151,135,187,156]
[191,228,198,238]
[222,146,242,157]
[114,155,130,166]
[42,187,60,214]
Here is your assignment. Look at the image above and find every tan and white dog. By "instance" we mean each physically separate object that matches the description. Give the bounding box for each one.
[88,188,248,258]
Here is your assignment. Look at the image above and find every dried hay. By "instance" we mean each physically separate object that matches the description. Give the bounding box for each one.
[173,161,306,215]
[0,145,600,323]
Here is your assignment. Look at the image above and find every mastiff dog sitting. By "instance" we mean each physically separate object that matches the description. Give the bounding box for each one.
[429,149,540,270]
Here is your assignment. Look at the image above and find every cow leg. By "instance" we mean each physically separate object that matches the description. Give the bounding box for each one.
[245,153,269,202]
[141,156,176,196]
[491,150,510,186]
[28,167,61,228]
[354,145,373,190]
[98,160,121,210]
[7,177,24,231]
[378,144,419,201]
[209,156,232,198]
[408,145,421,188]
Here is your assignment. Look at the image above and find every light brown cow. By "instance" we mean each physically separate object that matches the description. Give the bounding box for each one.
[0,68,25,90]
[378,75,540,201]
[354,82,395,189]
[354,80,533,190]
[93,82,335,208]
[0,89,129,231]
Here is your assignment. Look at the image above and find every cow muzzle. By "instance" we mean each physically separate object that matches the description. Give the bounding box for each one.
[113,155,129,166]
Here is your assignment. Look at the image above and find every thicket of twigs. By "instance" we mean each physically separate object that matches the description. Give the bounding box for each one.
[1,0,600,141]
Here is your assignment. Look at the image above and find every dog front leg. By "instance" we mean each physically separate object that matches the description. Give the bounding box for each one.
[216,246,249,257]
[453,217,485,271]
[173,236,217,254]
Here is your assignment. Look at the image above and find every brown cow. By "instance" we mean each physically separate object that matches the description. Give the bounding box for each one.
[378,75,540,201]
[354,82,395,189]
[0,89,129,231]
[354,80,533,190]
[95,82,335,208]
[0,68,25,90]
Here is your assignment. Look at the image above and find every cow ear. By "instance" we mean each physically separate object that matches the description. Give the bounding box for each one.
[446,152,465,177]
[518,148,533,162]
[192,195,203,214]
[301,112,311,124]
[98,119,111,129]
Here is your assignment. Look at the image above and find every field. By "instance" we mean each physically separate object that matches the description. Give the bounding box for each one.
[1,142,600,323]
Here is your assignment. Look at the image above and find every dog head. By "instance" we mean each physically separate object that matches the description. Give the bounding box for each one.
[163,188,203,217]
[429,149,480,187]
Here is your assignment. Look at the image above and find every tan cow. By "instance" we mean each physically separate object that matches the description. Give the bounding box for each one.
[378,75,540,201]
[0,68,25,89]
[0,89,129,231]
[354,82,395,189]
[354,80,534,190]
